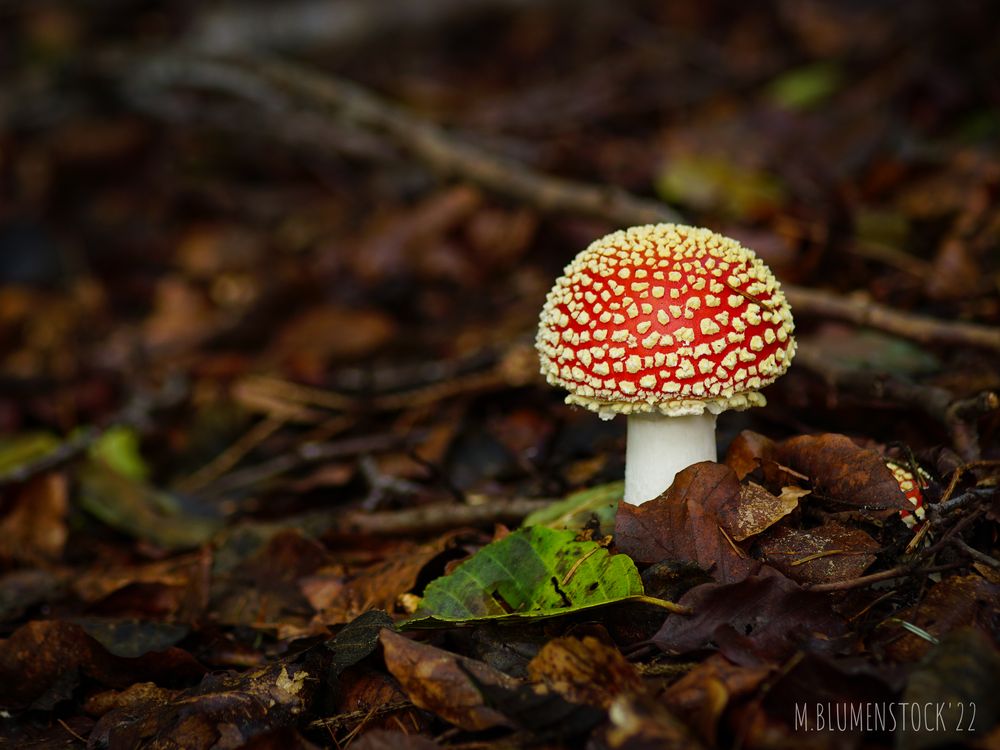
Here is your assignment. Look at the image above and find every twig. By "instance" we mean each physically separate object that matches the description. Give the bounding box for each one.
[0,377,189,488]
[189,0,571,54]
[928,487,997,518]
[951,538,1000,569]
[198,432,416,497]
[784,287,1000,353]
[804,562,961,593]
[794,343,999,460]
[130,53,681,228]
[318,497,553,537]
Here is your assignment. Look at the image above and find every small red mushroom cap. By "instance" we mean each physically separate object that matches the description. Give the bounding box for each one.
[886,460,929,529]
[537,224,796,419]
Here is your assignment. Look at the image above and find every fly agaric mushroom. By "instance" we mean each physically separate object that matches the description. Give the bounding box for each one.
[886,459,929,529]
[537,224,795,505]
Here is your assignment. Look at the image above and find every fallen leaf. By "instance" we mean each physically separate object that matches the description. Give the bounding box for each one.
[78,461,222,549]
[765,62,843,110]
[724,431,776,481]
[0,472,68,562]
[380,628,516,731]
[75,618,189,658]
[0,620,203,710]
[527,635,644,709]
[404,526,654,627]
[664,654,771,746]
[523,480,623,537]
[759,522,880,584]
[89,660,316,749]
[900,628,1000,750]
[718,482,806,542]
[615,462,757,583]
[877,575,1000,662]
[211,529,332,631]
[325,610,394,688]
[652,570,846,663]
[597,694,703,750]
[775,434,912,511]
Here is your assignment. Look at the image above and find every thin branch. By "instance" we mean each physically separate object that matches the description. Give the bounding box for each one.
[0,377,189,488]
[784,286,1000,353]
[315,497,553,537]
[794,343,999,461]
[129,53,681,229]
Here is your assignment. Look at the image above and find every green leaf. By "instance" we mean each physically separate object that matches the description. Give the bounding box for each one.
[403,526,675,628]
[766,62,843,111]
[523,481,622,535]
[654,154,786,219]
[88,425,149,481]
[78,461,221,550]
[0,432,60,476]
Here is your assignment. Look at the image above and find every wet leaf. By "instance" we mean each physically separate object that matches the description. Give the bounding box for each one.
[0,432,60,476]
[597,694,702,750]
[523,480,623,535]
[380,628,516,731]
[615,462,756,583]
[326,610,393,685]
[527,635,644,709]
[724,430,776,481]
[404,526,652,627]
[0,620,203,710]
[759,522,880,584]
[775,434,912,511]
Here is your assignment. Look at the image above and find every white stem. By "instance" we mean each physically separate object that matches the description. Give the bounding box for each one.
[623,413,718,505]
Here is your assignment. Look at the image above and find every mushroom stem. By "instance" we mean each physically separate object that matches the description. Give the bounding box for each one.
[624,412,718,505]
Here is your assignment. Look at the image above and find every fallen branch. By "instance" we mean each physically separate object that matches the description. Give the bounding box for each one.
[784,286,1000,353]
[127,53,1000,353]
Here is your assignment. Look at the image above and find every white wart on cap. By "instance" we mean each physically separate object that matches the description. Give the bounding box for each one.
[537,224,796,420]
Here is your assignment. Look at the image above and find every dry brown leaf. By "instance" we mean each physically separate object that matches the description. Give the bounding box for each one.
[724,430,777,480]
[775,433,912,511]
[718,482,807,542]
[0,472,68,562]
[379,629,516,731]
[615,462,757,583]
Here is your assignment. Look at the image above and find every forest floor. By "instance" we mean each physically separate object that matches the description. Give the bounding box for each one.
[0,1,999,748]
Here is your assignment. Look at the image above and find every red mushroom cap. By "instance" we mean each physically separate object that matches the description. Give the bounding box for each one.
[536,224,796,419]
[886,460,929,529]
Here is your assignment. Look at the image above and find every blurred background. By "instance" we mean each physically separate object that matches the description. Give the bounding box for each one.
[1,0,998,509]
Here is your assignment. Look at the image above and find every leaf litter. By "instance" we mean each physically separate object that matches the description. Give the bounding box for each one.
[0,1,999,748]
